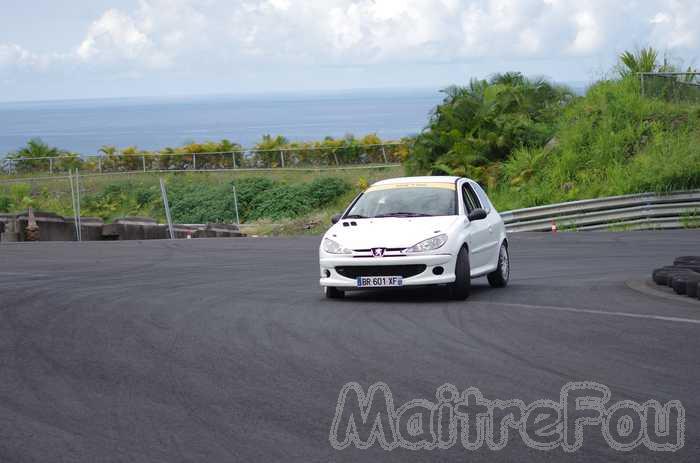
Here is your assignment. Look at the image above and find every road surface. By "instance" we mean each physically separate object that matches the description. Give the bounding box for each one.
[0,231,698,462]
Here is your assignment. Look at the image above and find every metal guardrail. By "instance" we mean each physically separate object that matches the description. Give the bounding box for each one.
[502,190,700,232]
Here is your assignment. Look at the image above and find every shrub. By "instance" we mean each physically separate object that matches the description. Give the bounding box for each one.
[160,176,351,223]
[168,181,233,224]
[243,177,351,221]
[0,195,10,212]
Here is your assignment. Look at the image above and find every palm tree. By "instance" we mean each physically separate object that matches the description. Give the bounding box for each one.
[6,138,62,173]
[618,47,659,77]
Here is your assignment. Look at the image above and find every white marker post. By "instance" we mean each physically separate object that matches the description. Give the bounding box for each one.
[159,178,175,240]
[232,185,241,227]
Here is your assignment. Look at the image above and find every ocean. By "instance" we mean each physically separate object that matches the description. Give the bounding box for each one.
[0,89,443,156]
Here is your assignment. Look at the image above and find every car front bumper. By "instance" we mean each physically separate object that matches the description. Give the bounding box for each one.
[319,253,457,288]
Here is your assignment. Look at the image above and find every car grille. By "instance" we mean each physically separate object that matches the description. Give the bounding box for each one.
[335,265,427,279]
[352,248,406,258]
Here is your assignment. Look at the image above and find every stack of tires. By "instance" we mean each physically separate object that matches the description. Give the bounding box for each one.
[652,256,700,299]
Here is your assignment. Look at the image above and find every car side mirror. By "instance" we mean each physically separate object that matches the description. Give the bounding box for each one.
[331,214,342,224]
[468,208,487,221]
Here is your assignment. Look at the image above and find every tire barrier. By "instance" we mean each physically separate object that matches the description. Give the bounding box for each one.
[652,267,694,286]
[652,256,700,300]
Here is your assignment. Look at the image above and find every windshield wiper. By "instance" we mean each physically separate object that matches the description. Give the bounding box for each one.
[374,212,434,218]
[344,214,368,219]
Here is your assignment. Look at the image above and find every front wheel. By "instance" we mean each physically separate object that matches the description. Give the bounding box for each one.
[487,243,510,288]
[448,247,471,300]
[324,286,345,299]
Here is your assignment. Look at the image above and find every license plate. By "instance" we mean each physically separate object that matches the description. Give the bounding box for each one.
[356,276,403,288]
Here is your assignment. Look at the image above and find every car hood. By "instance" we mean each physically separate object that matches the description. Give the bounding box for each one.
[326,216,461,250]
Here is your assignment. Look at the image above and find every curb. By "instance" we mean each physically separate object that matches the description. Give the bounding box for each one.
[625,280,700,307]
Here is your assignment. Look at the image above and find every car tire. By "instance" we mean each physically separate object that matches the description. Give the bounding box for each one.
[449,246,471,300]
[674,256,700,266]
[671,276,688,295]
[324,286,345,299]
[686,277,700,298]
[488,243,510,288]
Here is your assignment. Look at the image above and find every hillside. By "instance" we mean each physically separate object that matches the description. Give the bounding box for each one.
[489,78,700,210]
[404,72,700,213]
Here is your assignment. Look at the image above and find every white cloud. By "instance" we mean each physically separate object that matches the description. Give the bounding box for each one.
[649,0,700,49]
[4,0,700,76]
[77,9,158,63]
[0,43,54,70]
[568,10,602,54]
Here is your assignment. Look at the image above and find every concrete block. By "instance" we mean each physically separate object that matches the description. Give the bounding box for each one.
[205,223,244,238]
[15,211,73,242]
[65,217,104,241]
[0,214,17,242]
[102,217,168,241]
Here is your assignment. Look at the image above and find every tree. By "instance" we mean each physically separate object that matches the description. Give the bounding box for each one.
[616,46,696,77]
[405,72,574,184]
[5,138,79,174]
[617,47,659,77]
[253,135,289,167]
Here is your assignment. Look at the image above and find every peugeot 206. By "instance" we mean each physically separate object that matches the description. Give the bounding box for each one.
[319,176,510,299]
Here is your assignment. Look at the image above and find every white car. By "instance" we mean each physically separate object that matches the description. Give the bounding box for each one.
[319,176,509,299]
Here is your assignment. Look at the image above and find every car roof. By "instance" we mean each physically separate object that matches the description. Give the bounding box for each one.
[371,176,468,186]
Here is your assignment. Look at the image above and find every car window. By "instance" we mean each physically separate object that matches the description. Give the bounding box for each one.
[462,183,481,213]
[470,182,492,213]
[347,184,457,218]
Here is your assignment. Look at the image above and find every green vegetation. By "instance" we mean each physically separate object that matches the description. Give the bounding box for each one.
[681,209,700,229]
[406,48,700,211]
[3,133,408,175]
[2,47,699,235]
[489,77,700,210]
[406,72,574,187]
[0,167,403,235]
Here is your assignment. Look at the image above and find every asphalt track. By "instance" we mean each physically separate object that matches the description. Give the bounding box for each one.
[1,230,699,462]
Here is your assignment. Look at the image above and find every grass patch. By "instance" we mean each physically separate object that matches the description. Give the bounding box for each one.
[0,167,404,230]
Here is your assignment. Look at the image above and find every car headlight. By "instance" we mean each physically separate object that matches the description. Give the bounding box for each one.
[323,238,352,255]
[404,234,448,253]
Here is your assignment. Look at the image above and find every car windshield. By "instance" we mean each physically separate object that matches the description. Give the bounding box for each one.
[346,184,456,218]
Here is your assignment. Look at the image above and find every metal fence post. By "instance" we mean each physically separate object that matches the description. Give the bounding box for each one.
[49,158,53,175]
[232,151,237,169]
[232,185,241,227]
[381,145,388,164]
[76,169,82,241]
[68,170,78,240]
[159,178,175,240]
[193,153,197,170]
[98,157,102,174]
[280,150,285,168]
[142,155,146,172]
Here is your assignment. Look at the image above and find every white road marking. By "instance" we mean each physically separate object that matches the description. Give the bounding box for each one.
[0,272,49,277]
[480,301,700,325]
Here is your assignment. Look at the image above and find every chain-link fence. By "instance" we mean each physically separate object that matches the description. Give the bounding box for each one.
[640,72,700,103]
[0,143,407,178]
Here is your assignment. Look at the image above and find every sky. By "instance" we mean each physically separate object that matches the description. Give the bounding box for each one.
[0,0,698,102]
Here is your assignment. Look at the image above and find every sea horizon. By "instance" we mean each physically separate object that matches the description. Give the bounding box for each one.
[0,82,588,157]
[0,87,446,156]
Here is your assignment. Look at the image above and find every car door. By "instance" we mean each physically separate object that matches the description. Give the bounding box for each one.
[469,181,502,267]
[461,182,491,272]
